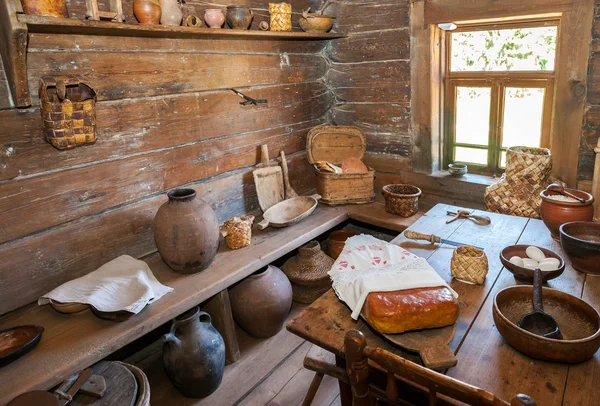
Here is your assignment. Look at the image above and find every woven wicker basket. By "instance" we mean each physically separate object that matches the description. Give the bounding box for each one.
[450,246,488,285]
[484,146,564,219]
[40,76,96,150]
[220,215,254,250]
[382,184,422,217]
[282,240,334,303]
[268,2,292,31]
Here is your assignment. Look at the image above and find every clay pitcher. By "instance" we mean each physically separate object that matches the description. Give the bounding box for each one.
[163,307,225,398]
[153,189,219,273]
[159,0,182,26]
[22,0,68,17]
[229,265,293,338]
[204,8,225,28]
[226,6,254,29]
[134,0,161,24]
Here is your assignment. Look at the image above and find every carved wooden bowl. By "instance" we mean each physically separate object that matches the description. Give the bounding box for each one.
[499,245,565,282]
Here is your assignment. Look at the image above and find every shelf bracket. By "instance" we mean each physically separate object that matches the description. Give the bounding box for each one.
[0,0,31,107]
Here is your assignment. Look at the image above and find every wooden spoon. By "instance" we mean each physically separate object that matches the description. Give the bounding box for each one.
[547,183,586,203]
[518,268,562,339]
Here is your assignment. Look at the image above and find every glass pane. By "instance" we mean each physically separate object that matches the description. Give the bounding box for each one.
[451,26,558,72]
[500,151,507,168]
[455,147,488,165]
[501,87,544,149]
[455,87,491,145]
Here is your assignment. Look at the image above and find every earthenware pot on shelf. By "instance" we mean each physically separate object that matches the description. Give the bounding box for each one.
[539,187,594,240]
[163,307,225,398]
[153,189,219,274]
[560,221,600,274]
[204,8,225,28]
[134,0,161,24]
[226,6,253,29]
[159,0,182,26]
[229,265,293,338]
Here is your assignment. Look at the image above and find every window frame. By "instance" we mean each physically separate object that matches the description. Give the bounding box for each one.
[443,19,559,176]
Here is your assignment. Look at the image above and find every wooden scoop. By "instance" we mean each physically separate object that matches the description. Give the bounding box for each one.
[546,183,586,203]
[518,268,562,339]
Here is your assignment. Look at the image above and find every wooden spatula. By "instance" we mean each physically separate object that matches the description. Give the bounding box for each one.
[253,145,284,212]
[384,325,457,370]
[280,151,298,199]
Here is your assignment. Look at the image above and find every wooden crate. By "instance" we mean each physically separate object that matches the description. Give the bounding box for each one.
[307,126,375,205]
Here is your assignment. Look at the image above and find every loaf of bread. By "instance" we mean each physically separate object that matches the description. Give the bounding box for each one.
[341,157,368,174]
[362,287,459,334]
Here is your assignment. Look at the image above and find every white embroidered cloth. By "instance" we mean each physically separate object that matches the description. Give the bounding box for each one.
[38,255,173,314]
[328,235,457,319]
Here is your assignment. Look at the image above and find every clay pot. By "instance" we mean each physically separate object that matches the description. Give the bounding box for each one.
[153,189,219,274]
[163,307,225,398]
[22,0,68,17]
[159,0,182,26]
[226,6,254,29]
[204,9,225,28]
[134,0,161,24]
[560,222,600,274]
[229,265,292,338]
[328,230,359,259]
[539,188,594,240]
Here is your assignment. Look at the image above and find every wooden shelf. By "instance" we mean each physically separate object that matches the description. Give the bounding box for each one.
[18,14,347,40]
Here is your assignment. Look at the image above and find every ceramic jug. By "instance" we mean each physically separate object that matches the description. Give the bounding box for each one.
[204,8,225,28]
[133,0,161,24]
[159,0,182,26]
[163,307,226,398]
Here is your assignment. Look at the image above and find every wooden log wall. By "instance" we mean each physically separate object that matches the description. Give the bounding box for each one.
[0,0,331,315]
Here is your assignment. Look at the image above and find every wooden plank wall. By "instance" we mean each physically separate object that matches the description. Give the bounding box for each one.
[0,0,330,315]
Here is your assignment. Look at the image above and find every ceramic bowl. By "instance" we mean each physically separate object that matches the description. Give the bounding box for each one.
[560,221,600,274]
[0,325,44,367]
[448,163,468,177]
[493,285,600,363]
[499,245,565,282]
[299,14,334,33]
[540,188,594,240]
[328,230,359,259]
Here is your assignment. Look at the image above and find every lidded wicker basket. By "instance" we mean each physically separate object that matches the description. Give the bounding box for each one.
[282,240,334,303]
[451,246,488,285]
[268,2,292,31]
[40,76,97,150]
[382,184,422,217]
[220,215,254,250]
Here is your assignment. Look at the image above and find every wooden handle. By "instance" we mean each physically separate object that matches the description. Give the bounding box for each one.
[419,346,457,370]
[533,268,544,312]
[257,218,269,230]
[261,144,269,167]
[404,230,441,244]
[280,151,298,198]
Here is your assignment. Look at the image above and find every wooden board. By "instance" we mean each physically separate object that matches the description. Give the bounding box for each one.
[253,145,284,212]
[328,0,409,34]
[326,29,409,63]
[71,362,137,406]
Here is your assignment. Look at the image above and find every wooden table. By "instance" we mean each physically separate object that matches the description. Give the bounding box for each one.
[287,203,600,406]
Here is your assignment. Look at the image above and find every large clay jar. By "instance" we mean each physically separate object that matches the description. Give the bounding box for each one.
[540,187,594,240]
[153,189,219,273]
[229,265,292,338]
[159,0,182,26]
[226,6,253,29]
[204,8,225,28]
[134,0,161,24]
[22,0,68,17]
[163,307,225,398]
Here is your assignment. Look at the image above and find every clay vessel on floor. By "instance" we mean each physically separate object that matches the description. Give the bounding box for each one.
[204,8,225,28]
[159,0,182,26]
[153,188,219,273]
[134,0,161,24]
[226,6,253,29]
[163,307,226,398]
[229,265,293,338]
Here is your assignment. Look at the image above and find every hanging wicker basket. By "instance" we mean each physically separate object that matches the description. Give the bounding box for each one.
[382,184,421,217]
[450,246,488,285]
[268,2,292,31]
[282,240,334,303]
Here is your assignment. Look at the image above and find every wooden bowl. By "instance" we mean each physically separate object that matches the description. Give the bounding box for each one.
[299,14,334,33]
[0,325,44,368]
[540,188,594,240]
[499,245,565,282]
[328,230,359,259]
[493,285,600,363]
[49,299,89,314]
[560,221,600,274]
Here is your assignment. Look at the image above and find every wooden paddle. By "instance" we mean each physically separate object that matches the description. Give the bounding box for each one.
[253,145,284,212]
[384,325,457,370]
[280,151,298,199]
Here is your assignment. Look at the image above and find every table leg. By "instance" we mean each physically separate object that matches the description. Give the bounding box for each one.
[335,355,353,406]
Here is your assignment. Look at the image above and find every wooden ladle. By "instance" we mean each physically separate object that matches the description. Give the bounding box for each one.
[547,183,586,203]
[518,268,562,339]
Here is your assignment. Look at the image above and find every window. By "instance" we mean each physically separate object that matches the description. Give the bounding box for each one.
[444,22,558,175]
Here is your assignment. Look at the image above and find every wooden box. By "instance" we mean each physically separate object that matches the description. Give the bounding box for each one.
[307,126,375,206]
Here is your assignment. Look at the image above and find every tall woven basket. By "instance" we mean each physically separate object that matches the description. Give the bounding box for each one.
[268,2,292,31]
[484,146,564,219]
[282,241,334,303]
[40,76,97,150]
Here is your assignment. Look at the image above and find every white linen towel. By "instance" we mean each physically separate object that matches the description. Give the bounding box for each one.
[38,255,173,314]
[328,235,457,319]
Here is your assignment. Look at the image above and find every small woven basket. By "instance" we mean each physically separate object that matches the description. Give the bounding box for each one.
[382,184,422,217]
[40,76,96,150]
[220,215,254,250]
[451,246,488,285]
[282,240,334,303]
[268,2,292,31]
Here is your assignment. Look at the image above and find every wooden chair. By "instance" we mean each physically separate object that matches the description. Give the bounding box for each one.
[344,330,537,406]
